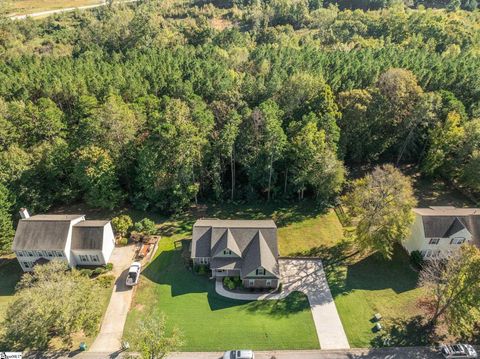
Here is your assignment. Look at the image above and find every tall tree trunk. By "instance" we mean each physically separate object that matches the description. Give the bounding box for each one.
[267,153,273,201]
[230,151,235,201]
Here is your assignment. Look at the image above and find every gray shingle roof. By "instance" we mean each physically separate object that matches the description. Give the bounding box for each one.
[71,221,108,250]
[242,231,279,277]
[191,219,279,279]
[416,207,480,245]
[12,216,83,251]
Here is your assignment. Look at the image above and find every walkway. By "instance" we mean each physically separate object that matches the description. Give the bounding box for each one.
[89,244,136,353]
[215,259,350,350]
[9,0,139,20]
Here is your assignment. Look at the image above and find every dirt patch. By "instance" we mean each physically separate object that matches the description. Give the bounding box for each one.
[210,17,232,31]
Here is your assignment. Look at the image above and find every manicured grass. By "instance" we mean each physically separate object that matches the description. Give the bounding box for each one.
[0,259,23,323]
[124,230,319,351]
[326,247,426,348]
[207,201,344,256]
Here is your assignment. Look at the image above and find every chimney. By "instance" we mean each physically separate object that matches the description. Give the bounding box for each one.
[19,208,30,219]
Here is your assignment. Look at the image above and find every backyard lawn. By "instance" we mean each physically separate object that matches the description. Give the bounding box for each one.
[123,228,319,351]
[0,259,23,323]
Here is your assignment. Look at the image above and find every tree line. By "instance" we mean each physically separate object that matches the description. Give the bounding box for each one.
[0,0,479,253]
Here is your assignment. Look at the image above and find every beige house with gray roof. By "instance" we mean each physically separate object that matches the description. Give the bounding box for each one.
[191,219,280,289]
[12,209,115,272]
[402,206,480,259]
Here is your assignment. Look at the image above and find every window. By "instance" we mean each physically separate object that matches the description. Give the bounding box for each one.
[36,250,44,257]
[223,249,232,255]
[46,251,54,258]
[79,255,89,262]
[450,237,465,245]
[17,251,24,257]
[266,279,272,287]
[90,255,99,263]
[22,261,33,269]
[27,251,34,257]
[249,279,255,287]
[429,238,440,245]
[198,257,210,265]
[55,251,64,257]
[256,268,265,276]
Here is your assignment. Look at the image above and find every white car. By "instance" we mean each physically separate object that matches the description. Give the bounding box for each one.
[223,350,254,359]
[126,262,141,286]
[440,344,478,358]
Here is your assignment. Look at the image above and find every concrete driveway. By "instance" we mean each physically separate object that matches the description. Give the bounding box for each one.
[89,244,136,353]
[279,259,350,350]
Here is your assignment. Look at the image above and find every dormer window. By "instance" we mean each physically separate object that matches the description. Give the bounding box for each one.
[429,238,440,245]
[450,237,465,244]
[224,249,232,255]
[256,268,265,275]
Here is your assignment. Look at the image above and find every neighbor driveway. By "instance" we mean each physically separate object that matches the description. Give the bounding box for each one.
[89,244,136,353]
[215,258,350,350]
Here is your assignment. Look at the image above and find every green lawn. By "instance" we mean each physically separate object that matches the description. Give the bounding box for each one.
[124,229,319,351]
[207,201,345,256]
[0,259,23,323]
[327,247,426,348]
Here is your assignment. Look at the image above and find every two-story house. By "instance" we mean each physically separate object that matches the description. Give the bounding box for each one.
[12,208,115,272]
[191,219,280,289]
[401,206,480,259]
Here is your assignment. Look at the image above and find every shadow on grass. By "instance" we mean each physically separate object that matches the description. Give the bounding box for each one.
[142,248,246,311]
[0,259,23,296]
[327,245,420,297]
[370,315,442,347]
[207,200,327,228]
[243,291,310,318]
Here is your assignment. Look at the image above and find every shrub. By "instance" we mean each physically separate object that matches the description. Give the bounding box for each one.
[79,268,94,277]
[105,263,113,271]
[134,218,157,235]
[410,250,424,269]
[111,214,133,238]
[277,283,283,292]
[93,267,105,275]
[197,264,207,275]
[96,274,115,288]
[117,237,128,246]
[223,277,236,290]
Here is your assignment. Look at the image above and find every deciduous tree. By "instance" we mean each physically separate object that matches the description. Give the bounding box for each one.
[343,165,417,258]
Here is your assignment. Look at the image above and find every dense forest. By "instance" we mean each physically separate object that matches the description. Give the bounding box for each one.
[0,0,480,251]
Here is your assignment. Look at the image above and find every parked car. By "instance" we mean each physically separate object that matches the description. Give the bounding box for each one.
[440,344,477,358]
[223,350,254,359]
[126,262,141,286]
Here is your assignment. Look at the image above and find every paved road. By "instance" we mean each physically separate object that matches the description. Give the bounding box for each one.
[9,0,139,20]
[89,245,136,353]
[30,347,442,359]
[280,259,350,350]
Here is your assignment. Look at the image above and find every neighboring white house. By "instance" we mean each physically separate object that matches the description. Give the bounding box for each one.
[12,208,115,272]
[402,206,480,259]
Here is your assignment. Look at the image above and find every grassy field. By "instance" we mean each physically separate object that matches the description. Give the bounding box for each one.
[326,247,426,348]
[124,229,319,351]
[0,259,23,323]
[207,201,345,256]
[9,0,103,15]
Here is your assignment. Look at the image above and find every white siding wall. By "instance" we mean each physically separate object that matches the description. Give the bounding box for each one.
[401,214,425,254]
[65,216,85,267]
[101,223,115,264]
[402,214,473,259]
[15,249,68,272]
[72,250,105,265]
